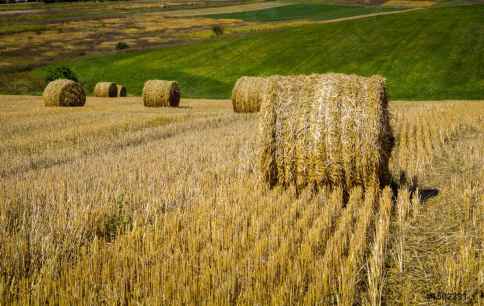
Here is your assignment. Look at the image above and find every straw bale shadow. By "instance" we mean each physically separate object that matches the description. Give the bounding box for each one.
[390,170,439,204]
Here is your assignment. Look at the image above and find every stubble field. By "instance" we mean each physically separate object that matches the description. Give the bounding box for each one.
[0,96,481,305]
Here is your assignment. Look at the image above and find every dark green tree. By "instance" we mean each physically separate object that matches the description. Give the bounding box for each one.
[45,66,79,83]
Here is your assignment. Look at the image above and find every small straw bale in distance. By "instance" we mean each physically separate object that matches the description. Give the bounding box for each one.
[43,79,86,107]
[232,76,270,113]
[257,73,394,193]
[94,82,118,97]
[117,84,127,97]
[143,80,180,107]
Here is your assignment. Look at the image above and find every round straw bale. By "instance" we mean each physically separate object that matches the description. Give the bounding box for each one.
[143,80,180,107]
[94,82,117,97]
[232,76,270,113]
[257,73,394,193]
[43,79,86,107]
[117,84,127,97]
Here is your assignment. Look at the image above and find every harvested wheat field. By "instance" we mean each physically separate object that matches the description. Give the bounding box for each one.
[0,95,482,305]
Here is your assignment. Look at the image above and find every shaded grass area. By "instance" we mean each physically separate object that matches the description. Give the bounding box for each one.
[0,0,250,24]
[0,24,47,35]
[34,5,484,100]
[206,3,401,22]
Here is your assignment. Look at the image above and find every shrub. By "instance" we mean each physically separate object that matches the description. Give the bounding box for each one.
[116,42,129,50]
[45,66,78,83]
[212,24,224,37]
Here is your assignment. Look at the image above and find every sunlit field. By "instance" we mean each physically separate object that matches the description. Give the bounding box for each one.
[1,0,483,304]
[0,96,481,305]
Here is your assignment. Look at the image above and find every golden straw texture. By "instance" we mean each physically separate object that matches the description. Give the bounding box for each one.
[117,85,127,97]
[94,82,118,97]
[42,79,86,107]
[232,76,270,113]
[143,80,180,107]
[257,73,394,192]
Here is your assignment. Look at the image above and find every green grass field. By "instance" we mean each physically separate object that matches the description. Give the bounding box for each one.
[206,3,400,22]
[36,5,484,100]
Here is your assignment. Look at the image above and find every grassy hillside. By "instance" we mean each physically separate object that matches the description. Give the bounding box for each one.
[36,5,484,100]
[206,3,400,22]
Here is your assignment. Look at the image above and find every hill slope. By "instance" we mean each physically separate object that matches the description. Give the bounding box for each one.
[205,3,400,22]
[38,5,484,100]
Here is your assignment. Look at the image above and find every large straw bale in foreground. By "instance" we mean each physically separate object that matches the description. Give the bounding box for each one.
[43,79,86,107]
[117,84,127,97]
[232,76,270,113]
[143,80,180,107]
[257,73,394,192]
[94,82,117,97]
